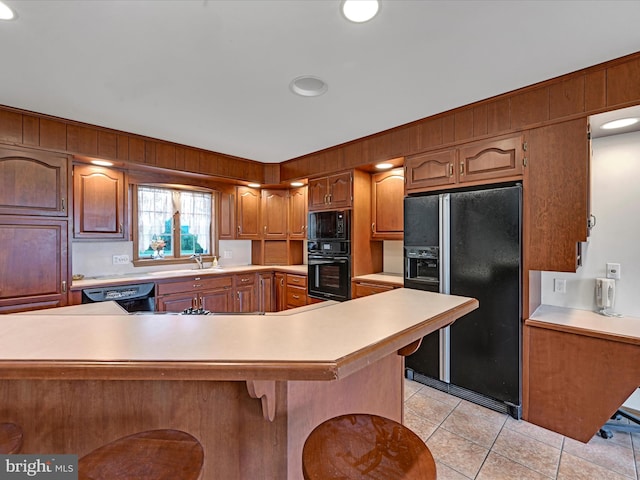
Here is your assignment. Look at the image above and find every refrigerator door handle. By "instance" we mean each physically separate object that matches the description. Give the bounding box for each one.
[439,193,451,383]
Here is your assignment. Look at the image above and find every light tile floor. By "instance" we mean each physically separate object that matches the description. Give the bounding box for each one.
[404,379,640,479]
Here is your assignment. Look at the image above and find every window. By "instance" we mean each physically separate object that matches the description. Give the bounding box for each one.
[135,185,214,261]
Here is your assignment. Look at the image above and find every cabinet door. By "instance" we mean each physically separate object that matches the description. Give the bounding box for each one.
[157,293,196,313]
[405,149,456,192]
[308,178,328,211]
[371,168,404,240]
[73,164,125,239]
[218,190,236,240]
[201,288,234,313]
[352,281,395,298]
[258,272,274,312]
[235,285,257,312]
[275,272,286,312]
[327,172,352,208]
[289,186,307,239]
[458,133,523,184]
[236,186,261,239]
[0,146,69,217]
[0,217,69,313]
[261,189,288,239]
[286,285,307,308]
[527,119,589,272]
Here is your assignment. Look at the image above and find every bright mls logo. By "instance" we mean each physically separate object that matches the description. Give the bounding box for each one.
[0,455,77,479]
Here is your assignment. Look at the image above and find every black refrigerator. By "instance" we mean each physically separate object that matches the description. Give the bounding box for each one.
[404,183,522,419]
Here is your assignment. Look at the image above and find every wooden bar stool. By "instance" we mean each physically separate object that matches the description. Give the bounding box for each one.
[302,414,437,479]
[78,429,204,480]
[0,423,23,454]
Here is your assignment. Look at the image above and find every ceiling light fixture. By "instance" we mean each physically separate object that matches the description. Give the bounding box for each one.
[341,0,380,23]
[248,183,261,188]
[601,118,639,130]
[290,75,328,97]
[375,163,393,170]
[0,1,15,20]
[91,160,114,167]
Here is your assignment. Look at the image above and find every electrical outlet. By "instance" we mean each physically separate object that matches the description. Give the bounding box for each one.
[223,250,232,259]
[112,254,130,265]
[606,263,621,280]
[554,278,566,294]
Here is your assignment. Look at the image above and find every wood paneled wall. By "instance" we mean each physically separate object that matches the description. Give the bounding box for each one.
[281,51,640,181]
[0,52,639,184]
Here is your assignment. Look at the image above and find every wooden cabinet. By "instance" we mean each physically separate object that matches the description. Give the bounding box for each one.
[405,133,523,193]
[308,172,352,211]
[156,275,233,313]
[526,118,589,272]
[0,217,69,313]
[0,146,69,217]
[275,272,286,311]
[73,163,125,239]
[289,186,307,239]
[351,279,399,299]
[286,274,307,309]
[218,189,236,240]
[371,168,404,240]
[258,272,274,312]
[236,186,261,239]
[457,134,523,184]
[405,149,457,191]
[234,273,257,312]
[261,189,288,239]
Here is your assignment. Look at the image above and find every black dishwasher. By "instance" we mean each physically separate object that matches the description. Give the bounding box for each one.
[81,282,156,312]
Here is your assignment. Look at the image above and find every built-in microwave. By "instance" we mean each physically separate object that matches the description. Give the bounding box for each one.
[307,210,350,241]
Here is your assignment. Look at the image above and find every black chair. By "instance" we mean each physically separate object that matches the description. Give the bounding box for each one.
[599,407,640,439]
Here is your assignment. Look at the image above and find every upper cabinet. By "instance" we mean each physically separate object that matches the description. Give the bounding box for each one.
[261,189,288,239]
[0,146,69,217]
[288,186,307,239]
[308,171,352,211]
[73,163,126,239]
[526,118,589,272]
[405,133,524,194]
[236,186,261,239]
[371,168,404,240]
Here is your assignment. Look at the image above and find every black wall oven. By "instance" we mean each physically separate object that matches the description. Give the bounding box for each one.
[307,210,351,302]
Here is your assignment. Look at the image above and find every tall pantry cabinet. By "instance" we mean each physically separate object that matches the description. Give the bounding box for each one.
[0,146,71,313]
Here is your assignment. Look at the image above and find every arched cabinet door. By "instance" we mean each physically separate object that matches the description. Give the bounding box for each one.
[0,146,69,217]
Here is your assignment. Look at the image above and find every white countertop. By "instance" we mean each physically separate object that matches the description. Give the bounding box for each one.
[72,264,308,288]
[352,273,404,286]
[0,288,478,382]
[528,304,640,344]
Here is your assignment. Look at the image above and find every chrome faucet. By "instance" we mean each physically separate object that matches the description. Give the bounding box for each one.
[190,253,204,269]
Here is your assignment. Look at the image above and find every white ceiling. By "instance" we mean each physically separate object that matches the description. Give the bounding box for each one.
[1,1,640,163]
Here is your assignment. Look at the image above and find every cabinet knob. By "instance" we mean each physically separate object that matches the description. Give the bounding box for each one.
[460,162,465,175]
[449,163,454,177]
[371,223,375,233]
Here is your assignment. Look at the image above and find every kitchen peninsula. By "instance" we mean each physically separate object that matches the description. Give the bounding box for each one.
[0,288,477,479]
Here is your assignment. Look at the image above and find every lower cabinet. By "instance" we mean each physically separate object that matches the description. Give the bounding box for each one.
[234,273,258,312]
[275,272,286,311]
[258,272,275,312]
[156,275,233,313]
[351,279,400,299]
[286,274,307,309]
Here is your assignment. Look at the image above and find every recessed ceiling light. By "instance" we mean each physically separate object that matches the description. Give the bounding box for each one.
[0,1,16,20]
[601,118,639,130]
[290,76,328,97]
[91,160,114,167]
[248,183,261,188]
[375,163,393,170]
[290,181,304,187]
[341,0,380,23]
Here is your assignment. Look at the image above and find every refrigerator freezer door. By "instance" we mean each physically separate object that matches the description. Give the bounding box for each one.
[449,185,522,405]
[403,195,439,246]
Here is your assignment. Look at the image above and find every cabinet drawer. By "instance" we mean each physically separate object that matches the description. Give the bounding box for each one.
[286,274,307,288]
[352,282,395,298]
[287,285,307,307]
[157,275,232,295]
[234,273,256,286]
